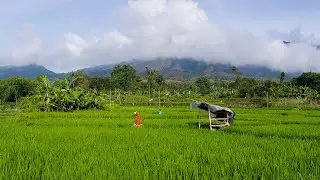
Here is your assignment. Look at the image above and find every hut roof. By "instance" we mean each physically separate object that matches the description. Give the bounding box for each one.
[190,101,236,123]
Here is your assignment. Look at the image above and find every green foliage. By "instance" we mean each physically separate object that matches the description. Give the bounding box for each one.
[209,86,238,98]
[70,70,90,89]
[295,72,320,92]
[146,67,165,89]
[18,95,42,112]
[280,72,285,84]
[0,65,319,111]
[89,77,111,91]
[111,64,138,91]
[232,66,242,77]
[0,77,35,103]
[32,74,108,112]
[195,76,211,95]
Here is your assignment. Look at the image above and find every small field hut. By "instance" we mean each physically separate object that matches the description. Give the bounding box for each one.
[190,101,235,130]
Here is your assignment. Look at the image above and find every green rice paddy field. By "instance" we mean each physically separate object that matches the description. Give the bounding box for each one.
[0,106,319,179]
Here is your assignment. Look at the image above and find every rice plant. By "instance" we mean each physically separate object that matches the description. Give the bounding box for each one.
[0,107,319,179]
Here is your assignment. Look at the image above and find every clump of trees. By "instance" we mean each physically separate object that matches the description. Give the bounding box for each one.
[0,77,34,103]
[1,72,107,112]
[34,73,107,112]
[294,72,320,93]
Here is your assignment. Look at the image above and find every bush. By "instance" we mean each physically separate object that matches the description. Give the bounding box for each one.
[18,95,42,112]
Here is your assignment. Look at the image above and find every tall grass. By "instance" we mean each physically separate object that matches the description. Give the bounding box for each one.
[0,107,319,179]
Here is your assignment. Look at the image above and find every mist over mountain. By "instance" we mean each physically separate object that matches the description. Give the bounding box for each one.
[0,58,301,80]
[82,58,301,80]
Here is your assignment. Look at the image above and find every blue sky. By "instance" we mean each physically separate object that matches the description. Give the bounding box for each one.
[1,0,320,72]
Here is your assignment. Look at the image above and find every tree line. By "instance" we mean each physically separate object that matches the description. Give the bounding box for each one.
[0,64,319,111]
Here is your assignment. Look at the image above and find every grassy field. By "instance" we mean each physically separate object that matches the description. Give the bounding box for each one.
[0,106,319,179]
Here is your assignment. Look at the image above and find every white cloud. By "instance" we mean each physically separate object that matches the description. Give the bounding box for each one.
[64,33,89,57]
[0,23,42,66]
[11,23,42,57]
[1,0,320,73]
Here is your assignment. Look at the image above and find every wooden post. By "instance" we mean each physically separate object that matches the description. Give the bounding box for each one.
[198,109,201,129]
[109,89,112,106]
[148,82,151,106]
[118,90,121,105]
[208,106,212,131]
[158,90,160,108]
[146,67,151,106]
[266,91,269,112]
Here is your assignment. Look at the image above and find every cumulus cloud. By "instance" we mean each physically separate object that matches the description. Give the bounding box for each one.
[2,0,320,72]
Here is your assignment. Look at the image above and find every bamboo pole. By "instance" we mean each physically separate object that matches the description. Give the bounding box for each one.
[158,90,160,108]
[109,89,112,106]
[267,91,269,112]
[208,106,212,131]
[198,109,201,129]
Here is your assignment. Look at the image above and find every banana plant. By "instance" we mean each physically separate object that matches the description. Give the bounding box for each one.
[36,75,54,112]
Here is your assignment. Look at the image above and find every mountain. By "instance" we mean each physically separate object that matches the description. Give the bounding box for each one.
[0,40,315,80]
[0,59,302,80]
[238,65,301,79]
[81,58,231,79]
[0,64,60,80]
[82,58,301,80]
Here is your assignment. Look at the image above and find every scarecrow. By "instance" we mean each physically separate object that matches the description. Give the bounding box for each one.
[132,111,143,127]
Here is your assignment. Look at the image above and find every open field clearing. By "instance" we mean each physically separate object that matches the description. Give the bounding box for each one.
[0,107,319,179]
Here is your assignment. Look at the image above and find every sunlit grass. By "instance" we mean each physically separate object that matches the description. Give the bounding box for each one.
[0,107,319,179]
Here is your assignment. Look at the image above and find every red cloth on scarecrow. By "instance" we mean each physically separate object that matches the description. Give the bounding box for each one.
[133,112,143,126]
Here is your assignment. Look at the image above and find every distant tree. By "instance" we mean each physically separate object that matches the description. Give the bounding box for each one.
[155,74,165,89]
[235,77,257,98]
[70,70,90,89]
[145,67,165,95]
[188,82,199,94]
[296,72,320,92]
[195,76,211,95]
[232,66,242,77]
[0,77,34,103]
[280,72,285,84]
[166,80,187,93]
[111,65,138,91]
[261,79,277,98]
[89,77,111,91]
